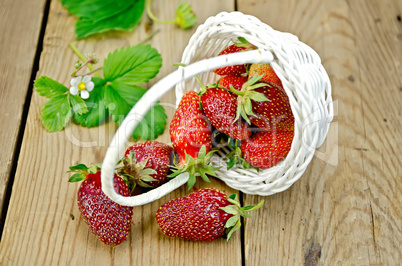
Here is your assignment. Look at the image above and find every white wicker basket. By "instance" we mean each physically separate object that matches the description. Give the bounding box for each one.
[101,12,333,206]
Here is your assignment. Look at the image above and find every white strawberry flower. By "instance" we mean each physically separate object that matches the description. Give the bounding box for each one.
[70,75,94,99]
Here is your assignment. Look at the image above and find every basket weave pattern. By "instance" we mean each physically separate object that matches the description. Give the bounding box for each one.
[177,12,333,196]
[100,12,333,206]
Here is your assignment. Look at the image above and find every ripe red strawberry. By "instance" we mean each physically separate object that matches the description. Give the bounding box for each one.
[213,44,248,76]
[213,38,255,76]
[240,130,294,168]
[248,63,283,88]
[170,91,212,164]
[155,188,264,241]
[218,76,248,91]
[68,164,133,246]
[200,87,251,140]
[119,141,174,188]
[227,73,293,132]
[248,81,294,132]
[169,91,219,189]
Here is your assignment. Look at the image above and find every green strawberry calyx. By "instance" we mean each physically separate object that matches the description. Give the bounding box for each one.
[220,194,264,241]
[226,140,260,171]
[230,74,271,124]
[67,163,101,182]
[169,145,221,190]
[195,76,226,96]
[233,37,256,50]
[116,150,157,190]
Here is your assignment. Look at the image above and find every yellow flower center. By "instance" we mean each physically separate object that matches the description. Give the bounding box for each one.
[78,82,86,91]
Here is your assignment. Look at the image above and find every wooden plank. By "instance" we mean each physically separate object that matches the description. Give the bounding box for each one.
[0,0,48,223]
[0,1,242,265]
[238,0,401,265]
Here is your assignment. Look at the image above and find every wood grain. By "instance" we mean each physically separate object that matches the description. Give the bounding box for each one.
[0,0,47,223]
[0,0,240,265]
[1,0,401,265]
[239,0,401,265]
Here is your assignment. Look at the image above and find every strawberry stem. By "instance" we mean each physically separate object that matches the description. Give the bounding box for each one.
[69,42,101,78]
[116,150,158,189]
[220,194,264,241]
[168,145,221,189]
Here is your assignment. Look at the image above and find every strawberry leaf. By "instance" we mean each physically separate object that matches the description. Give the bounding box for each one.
[103,44,162,85]
[61,0,132,20]
[224,216,239,228]
[69,94,88,115]
[35,76,68,98]
[69,164,89,171]
[104,82,166,140]
[248,91,269,102]
[220,205,239,216]
[226,220,241,241]
[40,95,72,132]
[243,200,265,212]
[187,172,196,190]
[101,44,165,140]
[68,173,85,182]
[61,0,145,40]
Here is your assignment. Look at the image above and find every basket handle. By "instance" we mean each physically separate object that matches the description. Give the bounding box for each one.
[101,49,274,206]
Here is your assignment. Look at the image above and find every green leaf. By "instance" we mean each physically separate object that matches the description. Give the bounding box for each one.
[69,163,89,171]
[40,95,72,132]
[227,158,236,169]
[68,173,85,182]
[245,98,254,116]
[197,145,207,160]
[104,82,167,140]
[141,168,157,176]
[72,77,108,127]
[237,37,249,45]
[220,205,239,216]
[243,200,265,212]
[69,94,88,115]
[61,0,132,20]
[103,44,162,85]
[199,170,211,183]
[187,174,196,190]
[74,1,145,39]
[229,194,237,200]
[35,76,68,98]
[248,91,269,102]
[226,220,241,241]
[225,216,239,228]
[63,0,146,39]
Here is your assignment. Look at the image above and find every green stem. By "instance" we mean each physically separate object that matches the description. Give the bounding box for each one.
[146,0,176,24]
[69,42,101,78]
[139,29,161,44]
[81,67,104,77]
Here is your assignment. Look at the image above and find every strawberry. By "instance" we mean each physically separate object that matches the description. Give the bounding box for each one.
[218,76,248,91]
[200,86,251,141]
[213,38,255,76]
[155,188,264,241]
[169,91,219,188]
[248,81,294,132]
[118,141,174,189]
[170,91,212,163]
[240,130,294,168]
[248,63,283,88]
[228,73,294,132]
[68,164,133,246]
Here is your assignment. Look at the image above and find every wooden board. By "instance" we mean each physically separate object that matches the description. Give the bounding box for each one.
[0,0,244,265]
[1,0,401,265]
[0,0,48,223]
[238,0,401,264]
